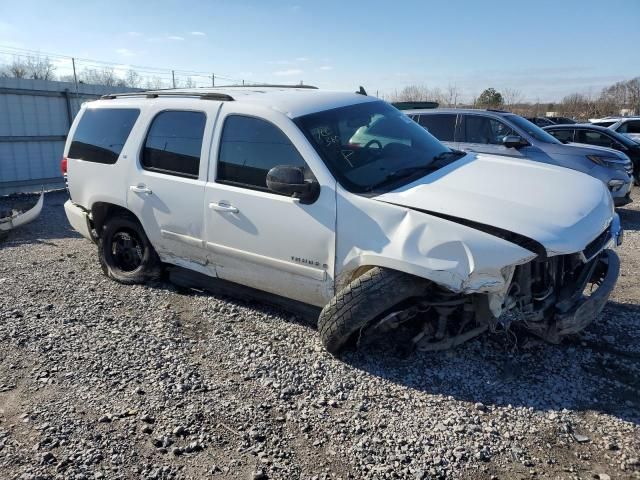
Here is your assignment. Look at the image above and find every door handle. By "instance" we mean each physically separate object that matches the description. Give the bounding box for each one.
[130,184,152,195]
[209,202,239,213]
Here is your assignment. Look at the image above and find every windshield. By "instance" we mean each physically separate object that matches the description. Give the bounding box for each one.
[505,115,562,144]
[294,101,455,192]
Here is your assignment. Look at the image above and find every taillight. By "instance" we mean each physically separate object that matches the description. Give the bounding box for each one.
[61,157,67,175]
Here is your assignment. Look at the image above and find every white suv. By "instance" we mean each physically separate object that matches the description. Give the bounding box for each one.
[591,116,640,142]
[63,86,622,354]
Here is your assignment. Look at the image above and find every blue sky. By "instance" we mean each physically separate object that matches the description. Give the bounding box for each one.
[0,0,639,101]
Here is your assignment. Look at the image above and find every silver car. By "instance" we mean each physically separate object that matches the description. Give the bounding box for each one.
[406,108,633,206]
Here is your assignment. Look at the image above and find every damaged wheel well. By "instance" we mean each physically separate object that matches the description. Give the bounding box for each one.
[91,203,139,238]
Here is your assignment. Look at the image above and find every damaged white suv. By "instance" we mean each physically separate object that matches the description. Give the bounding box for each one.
[63,86,622,354]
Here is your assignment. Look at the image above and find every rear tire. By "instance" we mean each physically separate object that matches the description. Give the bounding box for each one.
[318,267,428,355]
[98,214,162,285]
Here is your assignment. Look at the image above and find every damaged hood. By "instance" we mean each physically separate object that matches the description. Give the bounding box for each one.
[374,153,613,256]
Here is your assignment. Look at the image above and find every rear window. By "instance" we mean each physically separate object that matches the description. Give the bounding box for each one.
[417,114,457,141]
[592,121,616,128]
[68,108,140,164]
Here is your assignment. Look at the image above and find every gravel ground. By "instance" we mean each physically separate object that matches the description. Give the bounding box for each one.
[0,190,639,480]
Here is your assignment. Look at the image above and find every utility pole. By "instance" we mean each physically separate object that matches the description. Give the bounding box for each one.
[211,73,215,87]
[71,57,79,96]
[172,70,176,88]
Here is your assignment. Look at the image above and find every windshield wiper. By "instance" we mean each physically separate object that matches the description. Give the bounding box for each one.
[432,149,466,162]
[364,166,436,192]
[363,150,466,192]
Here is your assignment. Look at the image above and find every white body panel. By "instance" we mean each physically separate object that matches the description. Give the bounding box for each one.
[63,88,618,310]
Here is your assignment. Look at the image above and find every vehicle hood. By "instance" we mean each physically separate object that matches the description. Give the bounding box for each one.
[374,153,613,256]
[541,141,629,160]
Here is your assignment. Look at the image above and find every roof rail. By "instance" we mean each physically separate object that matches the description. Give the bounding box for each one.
[220,84,318,89]
[486,108,510,113]
[101,91,235,101]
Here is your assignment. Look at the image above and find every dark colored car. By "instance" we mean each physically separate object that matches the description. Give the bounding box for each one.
[547,116,577,125]
[545,123,640,184]
[526,117,556,127]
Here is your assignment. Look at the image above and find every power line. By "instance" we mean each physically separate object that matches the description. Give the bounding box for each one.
[0,44,262,85]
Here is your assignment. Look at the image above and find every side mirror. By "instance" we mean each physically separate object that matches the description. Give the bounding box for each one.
[266,165,319,204]
[503,135,528,148]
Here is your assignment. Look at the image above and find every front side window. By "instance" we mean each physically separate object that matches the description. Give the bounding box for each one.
[504,115,561,144]
[142,111,206,178]
[548,129,574,143]
[463,115,514,144]
[294,101,457,193]
[217,115,308,189]
[417,114,457,141]
[68,108,140,164]
[576,130,614,148]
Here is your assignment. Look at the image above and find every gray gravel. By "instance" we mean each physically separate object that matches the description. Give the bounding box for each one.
[0,190,639,480]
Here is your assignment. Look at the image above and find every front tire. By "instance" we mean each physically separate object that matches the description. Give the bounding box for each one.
[98,214,162,284]
[318,267,428,355]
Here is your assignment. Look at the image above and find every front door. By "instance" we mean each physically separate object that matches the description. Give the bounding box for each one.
[126,106,220,275]
[203,106,336,306]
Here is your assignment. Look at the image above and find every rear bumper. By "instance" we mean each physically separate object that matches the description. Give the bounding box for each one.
[554,249,620,336]
[64,200,93,241]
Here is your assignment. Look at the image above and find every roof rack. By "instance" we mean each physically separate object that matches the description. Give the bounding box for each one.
[101,91,235,101]
[220,84,318,89]
[393,101,439,110]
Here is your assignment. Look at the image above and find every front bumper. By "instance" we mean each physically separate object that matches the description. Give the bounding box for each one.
[554,249,620,338]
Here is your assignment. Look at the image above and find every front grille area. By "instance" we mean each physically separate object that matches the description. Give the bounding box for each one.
[583,226,611,261]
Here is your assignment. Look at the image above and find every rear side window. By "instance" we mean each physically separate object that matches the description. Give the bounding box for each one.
[417,114,457,141]
[68,108,140,164]
[142,111,206,178]
[217,115,307,190]
[548,129,574,143]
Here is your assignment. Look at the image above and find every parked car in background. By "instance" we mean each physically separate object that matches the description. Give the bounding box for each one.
[526,116,556,127]
[544,123,640,184]
[590,116,640,142]
[62,87,622,355]
[547,116,576,125]
[406,108,633,206]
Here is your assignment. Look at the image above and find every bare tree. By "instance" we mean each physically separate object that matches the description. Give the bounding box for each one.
[502,88,524,108]
[445,84,460,107]
[25,56,56,80]
[7,58,29,78]
[125,69,141,88]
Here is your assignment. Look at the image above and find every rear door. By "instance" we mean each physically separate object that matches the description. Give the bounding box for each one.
[574,129,617,149]
[415,113,459,149]
[203,105,336,306]
[126,103,221,275]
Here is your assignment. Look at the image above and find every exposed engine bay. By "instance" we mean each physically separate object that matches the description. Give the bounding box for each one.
[361,246,620,352]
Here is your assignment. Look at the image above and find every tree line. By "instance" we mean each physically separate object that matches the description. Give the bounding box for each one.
[390,79,640,120]
[0,55,198,89]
